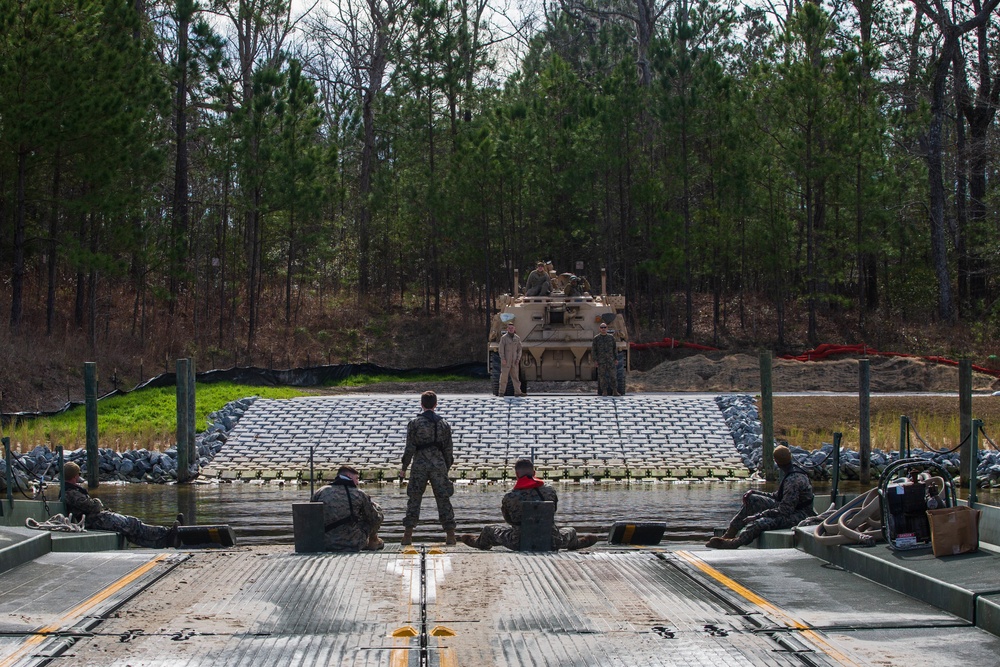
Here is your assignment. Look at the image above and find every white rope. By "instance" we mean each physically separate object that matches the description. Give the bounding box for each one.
[25,514,87,532]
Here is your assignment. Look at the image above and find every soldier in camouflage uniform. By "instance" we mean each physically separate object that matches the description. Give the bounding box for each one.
[399,391,456,545]
[311,465,384,551]
[706,445,815,549]
[591,322,619,396]
[63,462,179,548]
[459,459,600,551]
[564,276,584,297]
[524,262,552,296]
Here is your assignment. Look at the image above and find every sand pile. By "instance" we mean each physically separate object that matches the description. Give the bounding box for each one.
[630,354,999,393]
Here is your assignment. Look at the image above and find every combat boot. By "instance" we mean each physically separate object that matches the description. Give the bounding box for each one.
[458,534,480,549]
[445,529,457,545]
[401,527,413,546]
[705,536,740,549]
[572,534,601,550]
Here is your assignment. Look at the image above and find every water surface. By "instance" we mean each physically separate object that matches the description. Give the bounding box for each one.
[87,480,998,546]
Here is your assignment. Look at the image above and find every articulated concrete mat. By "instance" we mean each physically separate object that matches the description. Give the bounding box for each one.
[208,395,742,477]
[0,551,183,666]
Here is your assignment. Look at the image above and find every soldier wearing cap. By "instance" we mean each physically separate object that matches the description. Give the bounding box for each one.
[706,445,815,549]
[458,458,600,551]
[311,465,384,551]
[592,322,619,396]
[524,261,552,296]
[497,322,525,397]
[63,462,180,548]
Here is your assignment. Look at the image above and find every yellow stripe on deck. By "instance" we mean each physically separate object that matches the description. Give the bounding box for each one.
[0,554,169,667]
[675,551,863,667]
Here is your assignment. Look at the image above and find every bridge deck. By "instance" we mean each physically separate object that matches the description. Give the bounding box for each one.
[5,543,1000,666]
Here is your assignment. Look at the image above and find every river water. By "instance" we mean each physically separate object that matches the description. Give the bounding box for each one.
[84,479,916,546]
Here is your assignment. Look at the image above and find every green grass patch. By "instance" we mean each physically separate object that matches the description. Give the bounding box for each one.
[327,373,469,387]
[4,382,305,453]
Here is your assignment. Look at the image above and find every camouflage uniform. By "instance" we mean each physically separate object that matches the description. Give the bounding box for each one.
[497,330,523,396]
[311,477,384,551]
[64,482,172,548]
[402,411,456,531]
[726,467,815,545]
[524,269,551,296]
[467,483,580,551]
[592,331,619,396]
[565,281,583,297]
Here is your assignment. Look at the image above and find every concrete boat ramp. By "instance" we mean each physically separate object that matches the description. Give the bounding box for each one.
[3,533,1000,666]
[203,394,747,481]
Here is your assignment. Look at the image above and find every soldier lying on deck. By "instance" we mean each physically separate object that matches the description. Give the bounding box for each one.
[64,461,180,548]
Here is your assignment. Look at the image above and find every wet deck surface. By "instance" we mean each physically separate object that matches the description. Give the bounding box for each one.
[4,543,1000,666]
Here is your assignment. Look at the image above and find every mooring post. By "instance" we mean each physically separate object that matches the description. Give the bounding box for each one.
[859,359,871,485]
[832,432,842,505]
[84,362,99,489]
[759,350,775,482]
[3,437,12,509]
[968,419,983,507]
[970,419,982,508]
[57,445,65,505]
[186,358,196,472]
[959,359,972,487]
[898,415,908,459]
[176,359,190,483]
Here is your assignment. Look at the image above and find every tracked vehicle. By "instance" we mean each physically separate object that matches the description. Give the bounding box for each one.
[488,268,629,395]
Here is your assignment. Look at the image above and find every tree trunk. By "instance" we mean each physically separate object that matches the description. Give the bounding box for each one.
[170,2,191,313]
[46,146,61,335]
[920,35,958,322]
[10,146,28,331]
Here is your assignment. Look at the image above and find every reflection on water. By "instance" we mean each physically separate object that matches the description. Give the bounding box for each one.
[89,480,999,546]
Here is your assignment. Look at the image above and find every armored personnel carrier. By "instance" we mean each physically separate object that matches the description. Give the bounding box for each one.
[488,268,629,395]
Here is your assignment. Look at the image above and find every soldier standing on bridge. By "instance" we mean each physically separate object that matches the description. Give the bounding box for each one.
[459,458,600,551]
[592,322,619,396]
[497,322,525,397]
[706,445,815,549]
[399,391,457,545]
[311,465,384,551]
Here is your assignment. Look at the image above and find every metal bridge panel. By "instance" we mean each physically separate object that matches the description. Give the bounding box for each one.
[430,551,807,666]
[52,550,414,667]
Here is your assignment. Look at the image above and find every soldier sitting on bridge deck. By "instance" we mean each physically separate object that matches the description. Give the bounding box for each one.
[311,465,384,552]
[459,458,600,551]
[706,446,815,549]
[64,461,181,548]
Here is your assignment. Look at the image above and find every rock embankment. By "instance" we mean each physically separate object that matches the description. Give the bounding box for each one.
[0,397,256,491]
[716,394,1000,487]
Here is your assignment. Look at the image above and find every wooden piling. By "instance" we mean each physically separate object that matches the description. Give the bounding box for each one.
[176,359,190,483]
[84,362,99,489]
[760,350,775,481]
[959,359,972,486]
[859,359,871,485]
